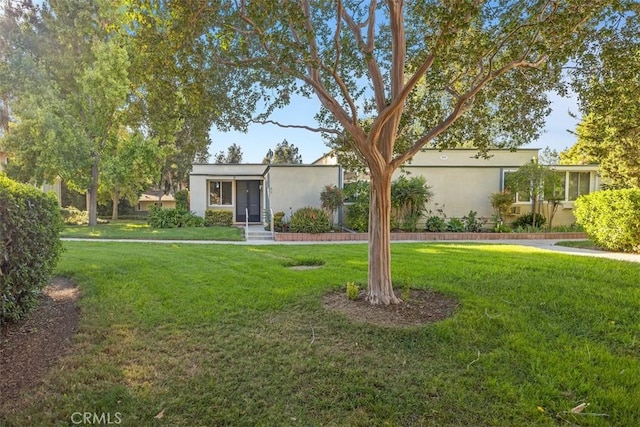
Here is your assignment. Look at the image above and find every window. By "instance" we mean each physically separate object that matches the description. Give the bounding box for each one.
[503,170,530,203]
[209,181,232,206]
[568,172,590,201]
[502,170,590,203]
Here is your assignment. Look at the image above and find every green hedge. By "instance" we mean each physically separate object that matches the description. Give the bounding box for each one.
[574,189,640,252]
[205,209,233,227]
[1,175,63,323]
[148,206,204,228]
[289,207,330,233]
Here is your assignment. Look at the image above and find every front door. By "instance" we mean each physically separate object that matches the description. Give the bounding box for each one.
[236,180,261,223]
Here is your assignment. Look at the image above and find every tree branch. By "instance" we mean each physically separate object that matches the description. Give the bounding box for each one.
[251,119,342,135]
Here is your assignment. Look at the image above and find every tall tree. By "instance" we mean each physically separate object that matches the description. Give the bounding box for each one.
[3,0,130,226]
[564,7,640,188]
[214,143,243,164]
[144,1,619,304]
[262,139,303,164]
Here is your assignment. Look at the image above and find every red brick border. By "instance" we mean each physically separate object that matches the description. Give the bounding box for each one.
[274,232,588,242]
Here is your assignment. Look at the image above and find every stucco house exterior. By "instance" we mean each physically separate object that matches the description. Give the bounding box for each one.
[189,163,341,224]
[189,148,600,227]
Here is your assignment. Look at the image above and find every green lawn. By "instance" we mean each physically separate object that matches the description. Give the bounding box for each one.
[61,221,245,241]
[2,242,639,426]
[556,239,602,251]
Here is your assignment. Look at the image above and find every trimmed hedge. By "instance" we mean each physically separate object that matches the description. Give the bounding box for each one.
[1,175,64,323]
[289,207,330,233]
[205,209,233,227]
[574,189,640,252]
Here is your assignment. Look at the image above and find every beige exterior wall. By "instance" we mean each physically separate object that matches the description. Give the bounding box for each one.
[190,164,267,221]
[265,165,341,216]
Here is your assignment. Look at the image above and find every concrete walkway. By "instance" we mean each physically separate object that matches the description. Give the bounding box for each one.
[61,237,640,264]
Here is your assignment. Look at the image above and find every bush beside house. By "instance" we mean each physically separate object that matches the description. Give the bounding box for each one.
[1,175,64,323]
[575,189,640,252]
[204,209,233,227]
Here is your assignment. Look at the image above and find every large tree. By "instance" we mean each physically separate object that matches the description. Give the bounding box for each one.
[214,143,244,163]
[2,0,130,226]
[563,8,640,188]
[145,1,620,303]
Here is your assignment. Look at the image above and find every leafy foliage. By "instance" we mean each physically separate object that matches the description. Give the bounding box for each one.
[574,189,640,252]
[262,140,303,164]
[320,185,344,227]
[391,176,433,231]
[204,209,233,227]
[512,212,546,230]
[289,207,330,233]
[490,192,514,221]
[174,190,189,211]
[0,175,63,323]
[148,206,204,229]
[214,143,243,164]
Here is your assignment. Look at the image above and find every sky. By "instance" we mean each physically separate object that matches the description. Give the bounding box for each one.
[208,91,582,164]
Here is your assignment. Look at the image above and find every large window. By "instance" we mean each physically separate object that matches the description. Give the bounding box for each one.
[501,170,591,203]
[209,181,232,206]
[568,172,590,201]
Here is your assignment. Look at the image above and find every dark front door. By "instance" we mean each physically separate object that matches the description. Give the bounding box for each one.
[236,180,261,223]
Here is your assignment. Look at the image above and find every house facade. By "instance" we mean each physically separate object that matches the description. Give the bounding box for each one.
[189,163,342,224]
[190,148,600,227]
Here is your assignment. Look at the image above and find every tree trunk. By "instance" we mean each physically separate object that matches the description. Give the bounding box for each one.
[366,171,401,305]
[111,189,119,221]
[88,161,99,227]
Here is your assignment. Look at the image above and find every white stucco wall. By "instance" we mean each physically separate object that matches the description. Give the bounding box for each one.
[266,165,341,217]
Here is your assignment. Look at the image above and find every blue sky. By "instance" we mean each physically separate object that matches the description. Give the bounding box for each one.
[208,91,581,164]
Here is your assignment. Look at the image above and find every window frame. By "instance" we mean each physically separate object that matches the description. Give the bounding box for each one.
[208,180,234,207]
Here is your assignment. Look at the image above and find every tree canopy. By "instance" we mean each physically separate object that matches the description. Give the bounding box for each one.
[214,143,244,164]
[262,139,303,164]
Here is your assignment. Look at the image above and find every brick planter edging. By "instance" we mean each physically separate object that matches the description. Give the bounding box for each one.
[274,232,588,242]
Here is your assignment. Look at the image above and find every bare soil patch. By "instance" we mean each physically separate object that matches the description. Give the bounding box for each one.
[323,289,459,327]
[0,277,80,404]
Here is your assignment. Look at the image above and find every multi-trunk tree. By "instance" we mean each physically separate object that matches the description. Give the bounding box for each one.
[158,0,623,304]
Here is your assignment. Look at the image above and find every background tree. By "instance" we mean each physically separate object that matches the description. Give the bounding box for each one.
[177,0,621,304]
[262,139,303,164]
[214,143,243,164]
[561,114,640,189]
[2,0,130,226]
[566,6,639,188]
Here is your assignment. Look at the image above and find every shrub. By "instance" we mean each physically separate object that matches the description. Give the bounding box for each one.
[60,206,109,225]
[462,210,485,232]
[391,175,433,231]
[204,209,233,227]
[273,211,286,231]
[1,175,64,323]
[424,215,447,232]
[344,181,370,232]
[574,189,640,252]
[148,207,204,228]
[174,190,189,211]
[346,282,359,301]
[446,217,465,232]
[320,185,344,226]
[512,212,546,229]
[289,207,330,233]
[490,191,513,220]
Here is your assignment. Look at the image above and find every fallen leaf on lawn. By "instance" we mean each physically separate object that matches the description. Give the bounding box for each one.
[571,403,588,413]
[155,409,165,419]
[537,406,545,413]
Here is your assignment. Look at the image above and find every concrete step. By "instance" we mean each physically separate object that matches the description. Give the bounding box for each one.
[246,231,274,241]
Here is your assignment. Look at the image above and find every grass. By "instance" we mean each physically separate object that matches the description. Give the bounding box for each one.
[61,221,244,241]
[2,242,640,426]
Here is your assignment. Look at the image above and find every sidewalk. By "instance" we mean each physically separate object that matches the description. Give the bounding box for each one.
[61,237,640,264]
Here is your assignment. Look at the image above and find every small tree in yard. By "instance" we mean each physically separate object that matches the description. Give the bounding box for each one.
[320,185,344,228]
[506,160,565,229]
[159,1,624,304]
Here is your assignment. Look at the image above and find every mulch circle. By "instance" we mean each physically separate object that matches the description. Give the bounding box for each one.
[323,288,459,327]
[0,277,80,404]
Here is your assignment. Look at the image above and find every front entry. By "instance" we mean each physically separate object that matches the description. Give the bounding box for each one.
[236,180,261,223]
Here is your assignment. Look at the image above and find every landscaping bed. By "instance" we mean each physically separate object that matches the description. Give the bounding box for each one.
[275,231,588,242]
